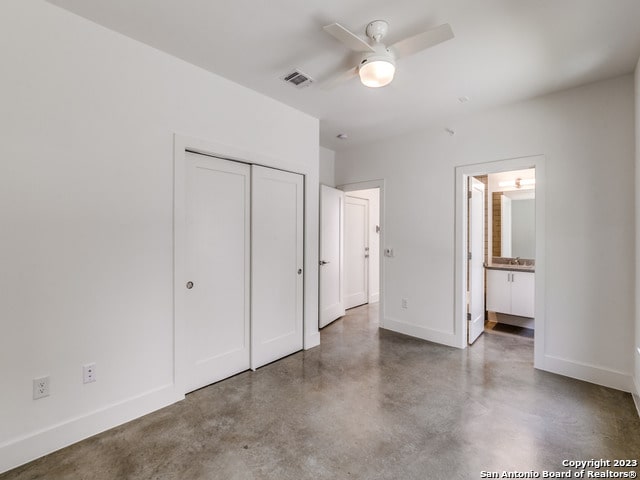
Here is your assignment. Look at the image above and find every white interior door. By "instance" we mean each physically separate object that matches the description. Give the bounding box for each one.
[319,185,345,328]
[184,153,250,393]
[344,195,369,310]
[251,165,304,369]
[468,177,485,345]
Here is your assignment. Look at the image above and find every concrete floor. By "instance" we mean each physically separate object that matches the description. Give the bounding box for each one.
[2,304,639,479]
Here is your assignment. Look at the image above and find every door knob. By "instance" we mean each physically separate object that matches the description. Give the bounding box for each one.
[319,260,330,265]
[297,268,303,275]
[186,281,194,289]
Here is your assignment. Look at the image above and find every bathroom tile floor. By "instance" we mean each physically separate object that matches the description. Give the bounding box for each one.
[2,303,639,479]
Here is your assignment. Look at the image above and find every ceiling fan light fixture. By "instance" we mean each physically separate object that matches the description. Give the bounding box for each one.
[359,57,395,88]
[322,20,453,89]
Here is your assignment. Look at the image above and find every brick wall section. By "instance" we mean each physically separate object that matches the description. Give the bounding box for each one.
[492,192,502,257]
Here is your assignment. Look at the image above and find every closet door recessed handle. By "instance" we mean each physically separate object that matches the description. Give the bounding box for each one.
[319,260,330,265]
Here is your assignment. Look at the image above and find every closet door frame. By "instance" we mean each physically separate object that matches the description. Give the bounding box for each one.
[173,134,319,397]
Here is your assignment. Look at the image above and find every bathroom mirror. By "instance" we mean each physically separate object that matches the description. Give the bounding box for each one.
[492,190,535,259]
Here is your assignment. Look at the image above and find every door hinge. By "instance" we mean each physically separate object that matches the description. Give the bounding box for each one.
[468,252,472,261]
[467,313,471,321]
[468,191,472,199]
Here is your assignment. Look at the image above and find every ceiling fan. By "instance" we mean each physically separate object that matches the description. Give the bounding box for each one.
[322,19,454,88]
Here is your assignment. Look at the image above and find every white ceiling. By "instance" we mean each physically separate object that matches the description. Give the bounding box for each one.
[48,0,640,151]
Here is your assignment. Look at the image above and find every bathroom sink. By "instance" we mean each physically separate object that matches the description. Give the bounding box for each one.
[485,263,535,272]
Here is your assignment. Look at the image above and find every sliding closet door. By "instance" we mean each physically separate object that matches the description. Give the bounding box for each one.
[251,165,304,369]
[184,152,250,393]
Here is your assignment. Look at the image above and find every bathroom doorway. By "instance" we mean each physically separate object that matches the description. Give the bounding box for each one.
[455,156,546,368]
[483,168,536,339]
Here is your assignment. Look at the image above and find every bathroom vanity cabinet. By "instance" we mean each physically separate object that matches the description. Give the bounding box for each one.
[486,268,535,318]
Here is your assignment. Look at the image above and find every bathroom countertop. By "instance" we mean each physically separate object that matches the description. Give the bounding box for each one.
[485,264,535,273]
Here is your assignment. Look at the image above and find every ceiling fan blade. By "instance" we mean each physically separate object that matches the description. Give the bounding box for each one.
[323,23,375,53]
[390,23,454,59]
[319,66,359,90]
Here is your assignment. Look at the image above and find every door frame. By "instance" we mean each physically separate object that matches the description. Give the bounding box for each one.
[337,179,385,328]
[174,134,319,396]
[455,155,545,369]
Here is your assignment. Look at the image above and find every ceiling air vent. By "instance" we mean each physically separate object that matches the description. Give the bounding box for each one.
[281,69,314,89]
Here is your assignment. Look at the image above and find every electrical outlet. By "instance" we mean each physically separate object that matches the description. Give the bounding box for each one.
[33,376,50,400]
[83,363,96,384]
[401,298,408,309]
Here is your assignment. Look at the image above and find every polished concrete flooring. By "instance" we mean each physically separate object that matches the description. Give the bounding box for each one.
[3,304,639,479]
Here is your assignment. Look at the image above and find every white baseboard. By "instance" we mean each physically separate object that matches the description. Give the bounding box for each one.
[369,293,380,303]
[540,355,634,393]
[383,317,460,348]
[0,384,182,475]
[304,331,320,350]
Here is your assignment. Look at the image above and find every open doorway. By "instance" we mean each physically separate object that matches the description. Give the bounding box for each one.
[344,188,380,309]
[485,169,536,338]
[455,156,546,368]
[467,169,536,346]
[339,180,385,327]
[319,180,384,329]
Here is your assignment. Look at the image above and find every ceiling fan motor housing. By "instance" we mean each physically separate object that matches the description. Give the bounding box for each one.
[359,43,395,69]
[366,20,389,42]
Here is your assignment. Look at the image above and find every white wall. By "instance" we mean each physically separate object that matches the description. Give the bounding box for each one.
[319,146,336,187]
[336,74,635,392]
[0,0,319,473]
